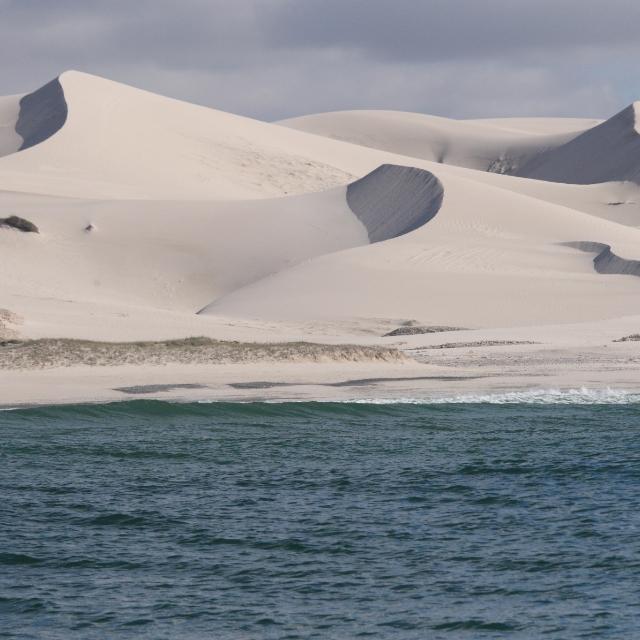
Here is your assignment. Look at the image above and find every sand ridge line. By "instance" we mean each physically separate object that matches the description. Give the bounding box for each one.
[114,383,209,395]
[408,340,538,350]
[228,375,488,390]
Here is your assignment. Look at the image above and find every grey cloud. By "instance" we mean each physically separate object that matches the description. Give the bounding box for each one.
[266,1,640,62]
[0,1,635,120]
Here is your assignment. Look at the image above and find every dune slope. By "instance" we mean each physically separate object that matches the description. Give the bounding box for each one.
[0,71,375,199]
[203,172,640,327]
[280,110,590,174]
[0,94,22,156]
[517,103,640,184]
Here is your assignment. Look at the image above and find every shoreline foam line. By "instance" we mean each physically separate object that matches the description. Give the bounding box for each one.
[2,387,640,412]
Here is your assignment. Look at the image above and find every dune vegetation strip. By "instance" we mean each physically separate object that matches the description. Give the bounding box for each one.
[613,334,640,342]
[0,337,406,369]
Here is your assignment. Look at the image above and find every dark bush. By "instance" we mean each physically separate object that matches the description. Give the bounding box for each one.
[0,216,39,233]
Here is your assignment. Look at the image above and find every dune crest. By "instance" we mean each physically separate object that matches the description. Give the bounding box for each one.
[517,103,640,184]
[0,71,366,199]
[562,241,640,277]
[280,109,589,175]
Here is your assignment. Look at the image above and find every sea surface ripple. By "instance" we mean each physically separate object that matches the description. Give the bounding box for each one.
[1,400,639,638]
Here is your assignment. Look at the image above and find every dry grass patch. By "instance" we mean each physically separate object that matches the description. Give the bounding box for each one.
[0,336,407,369]
[613,334,640,343]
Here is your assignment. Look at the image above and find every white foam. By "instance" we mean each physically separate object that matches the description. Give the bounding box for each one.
[345,387,640,405]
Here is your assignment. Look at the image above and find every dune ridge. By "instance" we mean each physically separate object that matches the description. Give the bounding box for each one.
[562,241,640,277]
[517,103,640,184]
[280,109,588,175]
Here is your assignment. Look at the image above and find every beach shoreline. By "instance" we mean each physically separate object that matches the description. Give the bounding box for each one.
[3,336,639,407]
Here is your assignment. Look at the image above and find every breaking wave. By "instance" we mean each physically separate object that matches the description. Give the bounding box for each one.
[346,387,640,405]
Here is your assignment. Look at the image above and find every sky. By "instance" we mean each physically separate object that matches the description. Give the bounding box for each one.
[0,0,637,121]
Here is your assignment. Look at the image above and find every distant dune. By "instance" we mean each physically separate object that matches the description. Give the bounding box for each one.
[517,103,640,184]
[280,109,592,175]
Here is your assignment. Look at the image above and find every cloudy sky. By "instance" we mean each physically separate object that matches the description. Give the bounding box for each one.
[0,0,637,120]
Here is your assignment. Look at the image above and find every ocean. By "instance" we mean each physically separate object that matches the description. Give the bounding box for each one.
[2,395,639,638]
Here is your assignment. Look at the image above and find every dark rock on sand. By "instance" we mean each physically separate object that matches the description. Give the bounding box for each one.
[613,334,640,342]
[0,216,39,233]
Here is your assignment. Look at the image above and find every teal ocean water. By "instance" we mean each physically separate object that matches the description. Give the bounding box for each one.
[2,397,640,638]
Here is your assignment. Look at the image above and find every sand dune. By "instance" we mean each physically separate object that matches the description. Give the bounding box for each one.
[1,71,640,401]
[517,103,640,184]
[0,164,445,321]
[463,117,600,135]
[562,241,640,277]
[0,71,368,199]
[203,171,640,327]
[280,109,589,174]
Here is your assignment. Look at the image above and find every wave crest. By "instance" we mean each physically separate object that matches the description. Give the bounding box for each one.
[347,387,640,405]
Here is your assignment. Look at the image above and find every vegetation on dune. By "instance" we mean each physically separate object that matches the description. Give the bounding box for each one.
[0,336,406,369]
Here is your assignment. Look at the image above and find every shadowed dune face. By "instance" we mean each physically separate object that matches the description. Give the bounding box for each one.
[562,241,640,277]
[517,103,640,185]
[347,164,444,243]
[15,78,67,151]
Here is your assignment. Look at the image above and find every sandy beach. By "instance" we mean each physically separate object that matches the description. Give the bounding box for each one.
[2,314,640,407]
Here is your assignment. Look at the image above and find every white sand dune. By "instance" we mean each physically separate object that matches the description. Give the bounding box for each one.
[0,188,365,315]
[278,109,640,226]
[517,103,640,184]
[280,109,591,174]
[463,116,600,135]
[1,71,640,403]
[561,241,640,277]
[202,171,640,327]
[0,71,369,199]
[0,165,443,323]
